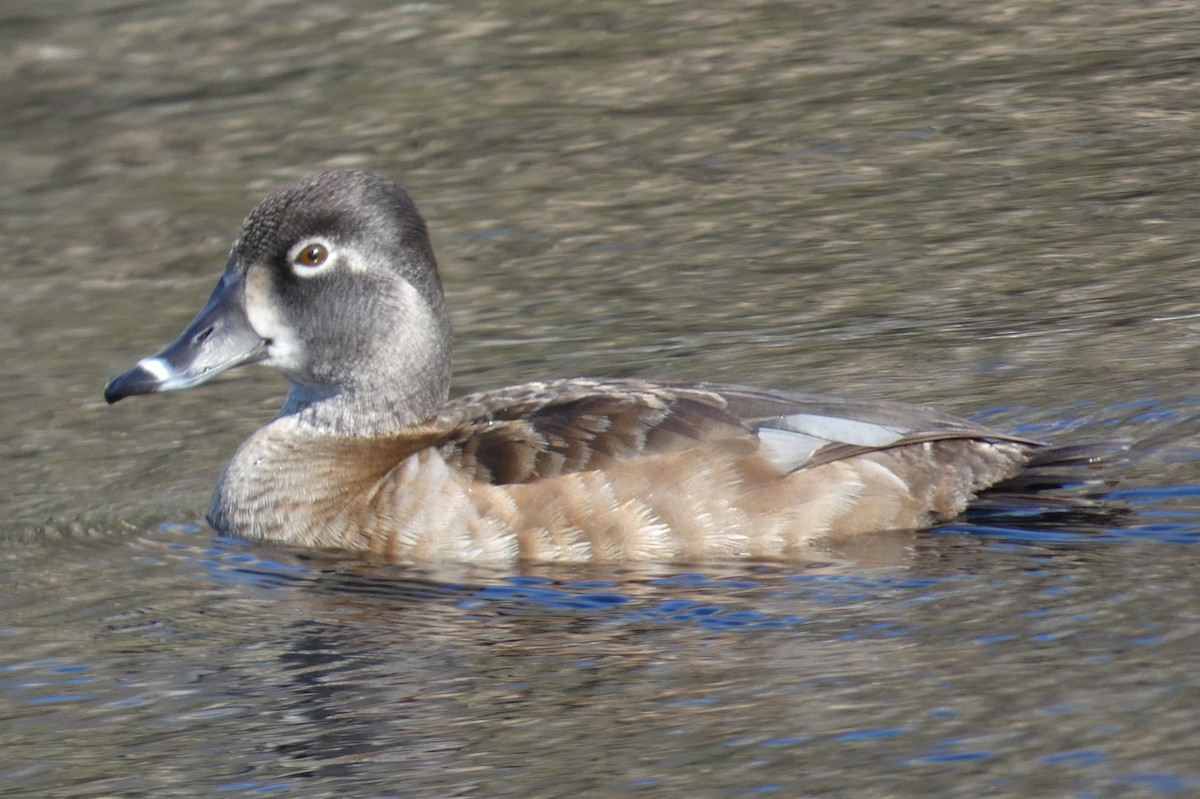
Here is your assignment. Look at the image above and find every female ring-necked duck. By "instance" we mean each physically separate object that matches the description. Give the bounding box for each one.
[105,170,1100,563]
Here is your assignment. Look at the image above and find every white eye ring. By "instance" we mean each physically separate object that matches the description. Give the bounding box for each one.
[287,237,336,277]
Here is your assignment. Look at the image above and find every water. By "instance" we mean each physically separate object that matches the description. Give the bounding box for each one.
[3,1,1200,796]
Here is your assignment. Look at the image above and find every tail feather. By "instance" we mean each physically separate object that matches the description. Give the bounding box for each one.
[970,439,1129,518]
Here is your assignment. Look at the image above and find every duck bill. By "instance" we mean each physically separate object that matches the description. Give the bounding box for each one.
[104,274,268,404]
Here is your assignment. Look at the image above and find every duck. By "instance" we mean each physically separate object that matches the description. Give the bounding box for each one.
[104,169,1101,564]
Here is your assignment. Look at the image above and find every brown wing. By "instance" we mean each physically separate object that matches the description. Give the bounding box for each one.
[429,378,1043,487]
[433,379,757,484]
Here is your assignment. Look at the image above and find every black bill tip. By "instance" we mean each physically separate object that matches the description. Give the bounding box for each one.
[104,361,167,404]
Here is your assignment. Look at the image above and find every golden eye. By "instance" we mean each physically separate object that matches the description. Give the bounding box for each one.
[294,243,328,268]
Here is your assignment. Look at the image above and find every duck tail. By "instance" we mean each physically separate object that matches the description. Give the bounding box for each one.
[972,439,1129,511]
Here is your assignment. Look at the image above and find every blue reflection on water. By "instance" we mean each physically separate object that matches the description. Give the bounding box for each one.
[832,727,913,742]
[1110,774,1195,795]
[466,581,631,612]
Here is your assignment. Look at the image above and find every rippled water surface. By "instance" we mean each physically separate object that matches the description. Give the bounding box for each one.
[4,1,1200,796]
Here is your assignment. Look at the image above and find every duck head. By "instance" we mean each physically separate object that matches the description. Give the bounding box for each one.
[104,170,453,433]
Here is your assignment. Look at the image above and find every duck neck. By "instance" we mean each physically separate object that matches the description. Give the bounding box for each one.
[281,369,449,437]
[280,314,453,438]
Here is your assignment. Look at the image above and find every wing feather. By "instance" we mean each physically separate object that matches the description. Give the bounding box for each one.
[429,379,1041,486]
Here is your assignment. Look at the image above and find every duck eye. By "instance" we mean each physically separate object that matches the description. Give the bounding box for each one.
[294,243,328,268]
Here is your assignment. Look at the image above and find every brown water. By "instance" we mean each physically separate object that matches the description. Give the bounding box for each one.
[3,1,1200,797]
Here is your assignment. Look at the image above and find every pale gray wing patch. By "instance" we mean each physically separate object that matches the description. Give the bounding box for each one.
[770,413,910,447]
[755,427,828,473]
[755,413,911,473]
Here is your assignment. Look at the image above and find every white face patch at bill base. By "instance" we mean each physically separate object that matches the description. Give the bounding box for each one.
[244,267,306,374]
